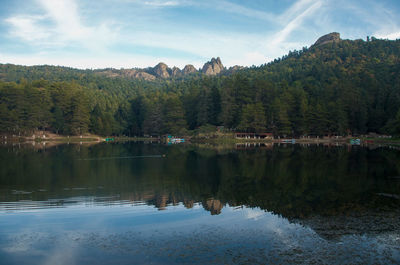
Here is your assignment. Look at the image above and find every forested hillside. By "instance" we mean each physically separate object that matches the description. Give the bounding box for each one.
[1,35,400,137]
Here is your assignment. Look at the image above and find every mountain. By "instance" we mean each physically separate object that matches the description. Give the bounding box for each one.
[153,62,170,78]
[182,64,197,75]
[1,33,400,137]
[201,57,224,75]
[92,58,224,80]
[313,32,341,47]
[0,57,228,83]
[171,66,182,77]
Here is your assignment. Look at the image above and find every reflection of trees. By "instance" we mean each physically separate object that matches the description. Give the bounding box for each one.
[1,143,399,218]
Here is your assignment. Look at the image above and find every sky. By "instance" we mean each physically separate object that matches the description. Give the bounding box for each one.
[0,0,399,69]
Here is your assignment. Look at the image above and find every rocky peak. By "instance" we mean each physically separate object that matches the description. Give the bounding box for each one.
[182,64,197,75]
[135,71,156,81]
[153,62,170,78]
[202,57,224,76]
[313,32,341,47]
[171,66,181,77]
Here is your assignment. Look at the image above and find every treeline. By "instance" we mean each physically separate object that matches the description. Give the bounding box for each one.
[1,38,400,136]
[0,80,92,135]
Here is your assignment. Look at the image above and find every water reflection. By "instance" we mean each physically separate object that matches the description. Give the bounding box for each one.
[0,142,399,264]
[0,142,399,218]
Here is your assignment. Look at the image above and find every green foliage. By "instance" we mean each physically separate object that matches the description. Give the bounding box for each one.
[383,109,400,136]
[238,103,266,132]
[162,94,187,135]
[1,38,400,136]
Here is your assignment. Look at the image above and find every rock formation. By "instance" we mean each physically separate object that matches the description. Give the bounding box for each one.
[313,32,341,47]
[155,194,168,210]
[171,66,182,77]
[153,62,170,78]
[202,57,224,76]
[202,199,223,215]
[183,199,194,209]
[182,64,197,75]
[95,58,226,80]
[134,71,157,81]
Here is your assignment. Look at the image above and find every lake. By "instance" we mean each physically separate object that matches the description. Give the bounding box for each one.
[0,142,399,264]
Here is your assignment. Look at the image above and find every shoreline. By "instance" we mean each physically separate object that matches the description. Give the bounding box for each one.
[190,136,400,146]
[1,134,399,147]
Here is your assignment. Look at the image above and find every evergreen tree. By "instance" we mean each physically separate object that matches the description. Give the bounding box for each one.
[163,94,187,135]
[238,103,266,132]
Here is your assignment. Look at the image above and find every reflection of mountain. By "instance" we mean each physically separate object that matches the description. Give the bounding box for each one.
[0,143,399,218]
[202,199,223,215]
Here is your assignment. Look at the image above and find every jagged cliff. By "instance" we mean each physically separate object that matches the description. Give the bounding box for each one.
[201,57,224,75]
[95,57,226,80]
[182,64,197,75]
[313,32,341,47]
[8,33,351,82]
[171,66,181,77]
[153,62,170,78]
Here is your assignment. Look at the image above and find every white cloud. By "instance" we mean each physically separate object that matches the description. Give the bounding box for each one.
[246,0,324,64]
[244,208,265,220]
[278,0,316,23]
[270,0,323,46]
[235,51,267,67]
[2,0,325,69]
[369,4,400,40]
[143,1,180,7]
[119,0,325,68]
[118,0,188,7]
[211,1,276,23]
[5,0,117,51]
[0,52,204,69]
[375,31,400,40]
[123,29,268,66]
[39,0,118,49]
[328,0,400,40]
[3,0,398,69]
[5,15,51,42]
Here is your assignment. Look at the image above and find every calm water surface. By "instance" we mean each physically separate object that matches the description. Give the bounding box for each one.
[0,142,399,264]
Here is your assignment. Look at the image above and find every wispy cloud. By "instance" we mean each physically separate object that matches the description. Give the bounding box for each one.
[5,0,117,51]
[376,31,400,39]
[143,1,181,7]
[246,0,325,65]
[324,0,400,40]
[2,0,326,68]
[366,1,400,40]
[5,15,51,42]
[271,0,323,46]
[123,30,264,66]
[278,0,316,24]
[119,0,187,7]
[211,1,276,23]
[0,51,205,69]
[2,0,399,69]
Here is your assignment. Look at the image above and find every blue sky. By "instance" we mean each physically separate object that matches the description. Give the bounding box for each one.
[1,0,399,69]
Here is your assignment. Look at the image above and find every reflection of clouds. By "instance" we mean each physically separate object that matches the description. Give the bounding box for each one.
[2,230,81,265]
[0,204,398,264]
[242,206,319,250]
[3,239,31,253]
[244,208,265,220]
[2,231,47,253]
[43,240,78,265]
